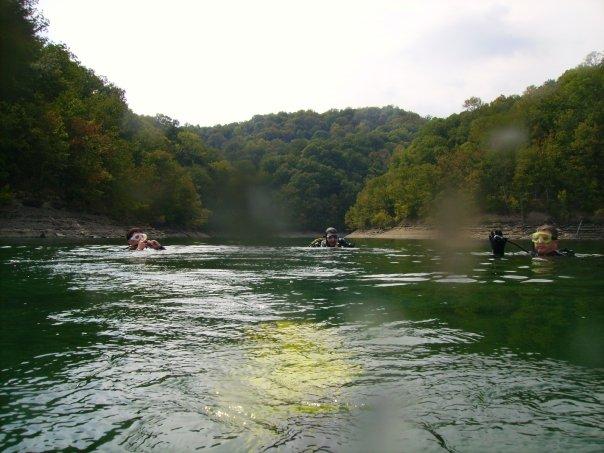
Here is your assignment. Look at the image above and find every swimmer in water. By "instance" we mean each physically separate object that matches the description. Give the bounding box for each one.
[530,224,574,257]
[309,227,354,248]
[126,228,165,251]
[489,224,573,257]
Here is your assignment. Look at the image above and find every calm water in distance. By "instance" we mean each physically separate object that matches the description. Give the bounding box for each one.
[1,238,603,452]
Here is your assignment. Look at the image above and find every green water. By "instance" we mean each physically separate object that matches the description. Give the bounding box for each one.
[1,239,603,452]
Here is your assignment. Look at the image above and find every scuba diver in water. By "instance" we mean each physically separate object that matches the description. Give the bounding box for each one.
[529,224,574,256]
[126,228,165,251]
[489,224,573,257]
[309,227,354,248]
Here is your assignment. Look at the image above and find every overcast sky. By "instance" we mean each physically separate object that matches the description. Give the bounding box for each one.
[37,0,603,127]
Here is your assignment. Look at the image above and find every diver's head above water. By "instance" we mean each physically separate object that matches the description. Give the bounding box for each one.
[127,228,147,246]
[532,224,559,256]
[489,229,507,257]
[325,227,338,247]
[308,228,354,248]
[126,228,165,251]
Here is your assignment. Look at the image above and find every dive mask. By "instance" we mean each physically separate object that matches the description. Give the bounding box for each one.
[130,232,147,242]
[531,231,552,243]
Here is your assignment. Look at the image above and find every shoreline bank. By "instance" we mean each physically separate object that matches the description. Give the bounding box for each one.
[0,204,209,239]
[1,205,602,240]
[347,222,604,240]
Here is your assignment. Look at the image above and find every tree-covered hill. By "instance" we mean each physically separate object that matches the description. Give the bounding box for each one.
[192,107,426,231]
[346,56,604,230]
[4,1,601,235]
[0,0,427,233]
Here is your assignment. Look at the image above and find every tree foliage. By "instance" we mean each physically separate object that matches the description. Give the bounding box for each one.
[0,1,426,231]
[3,2,601,233]
[346,60,604,229]
[192,107,426,231]
[0,1,210,226]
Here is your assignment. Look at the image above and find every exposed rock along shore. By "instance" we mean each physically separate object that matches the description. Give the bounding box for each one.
[1,205,602,240]
[347,222,603,240]
[0,204,208,239]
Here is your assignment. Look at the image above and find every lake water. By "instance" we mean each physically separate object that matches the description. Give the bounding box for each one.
[1,239,603,452]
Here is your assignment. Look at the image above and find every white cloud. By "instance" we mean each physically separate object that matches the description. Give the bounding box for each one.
[37,0,604,126]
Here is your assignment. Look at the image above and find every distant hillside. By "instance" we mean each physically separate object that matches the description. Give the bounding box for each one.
[346,56,604,230]
[190,107,426,232]
[0,0,427,234]
[6,1,600,235]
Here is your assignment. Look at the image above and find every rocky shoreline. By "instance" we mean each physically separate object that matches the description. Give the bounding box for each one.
[347,221,603,241]
[1,205,602,241]
[0,204,209,239]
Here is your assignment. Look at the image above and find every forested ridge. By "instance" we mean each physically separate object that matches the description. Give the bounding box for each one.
[2,1,602,235]
[190,106,425,231]
[346,55,604,230]
[0,0,426,233]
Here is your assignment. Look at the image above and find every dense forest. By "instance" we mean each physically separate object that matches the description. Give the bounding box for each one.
[0,0,426,233]
[2,1,602,235]
[346,55,604,229]
[190,107,425,231]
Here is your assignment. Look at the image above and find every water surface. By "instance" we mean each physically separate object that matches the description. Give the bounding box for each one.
[1,239,603,451]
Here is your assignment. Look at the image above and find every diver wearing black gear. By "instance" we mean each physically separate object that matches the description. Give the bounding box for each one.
[534,248,575,257]
[529,225,574,257]
[309,227,354,248]
[488,228,574,257]
[489,230,508,257]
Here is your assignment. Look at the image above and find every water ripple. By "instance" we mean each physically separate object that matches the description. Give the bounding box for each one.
[1,240,602,451]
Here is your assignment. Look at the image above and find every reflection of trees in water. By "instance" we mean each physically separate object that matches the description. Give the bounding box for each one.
[341,248,603,368]
[397,280,601,367]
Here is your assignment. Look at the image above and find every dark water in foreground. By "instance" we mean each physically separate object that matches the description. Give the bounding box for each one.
[0,239,603,452]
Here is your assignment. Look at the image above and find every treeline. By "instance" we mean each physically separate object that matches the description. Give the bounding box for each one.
[4,1,601,234]
[192,107,425,231]
[1,0,211,226]
[346,56,604,229]
[0,0,426,232]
